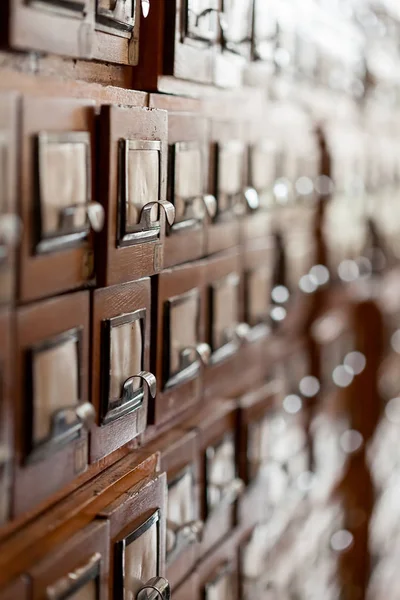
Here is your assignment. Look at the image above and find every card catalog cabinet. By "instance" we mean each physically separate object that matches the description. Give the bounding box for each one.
[150,95,210,267]
[28,521,110,600]
[96,105,172,287]
[207,119,244,255]
[182,400,242,557]
[0,311,12,525]
[152,259,208,426]
[146,428,202,589]
[0,93,19,307]
[14,291,91,516]
[98,471,168,599]
[19,96,102,303]
[91,278,154,462]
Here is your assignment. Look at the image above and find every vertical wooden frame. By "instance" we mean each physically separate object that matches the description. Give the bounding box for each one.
[98,472,167,598]
[19,96,97,303]
[96,105,169,286]
[14,291,90,517]
[9,0,95,60]
[146,429,201,589]
[182,401,240,557]
[153,259,207,426]
[0,93,19,307]
[0,311,12,526]
[29,521,110,600]
[204,250,246,399]
[206,119,243,255]
[150,95,208,268]
[91,278,152,462]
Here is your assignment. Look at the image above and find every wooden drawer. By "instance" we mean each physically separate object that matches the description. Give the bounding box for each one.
[152,259,208,426]
[91,278,154,462]
[146,428,202,589]
[96,105,172,286]
[206,119,244,255]
[197,531,240,600]
[0,310,12,525]
[29,521,109,600]
[151,95,209,268]
[98,471,169,599]
[9,0,95,59]
[204,250,247,399]
[93,0,143,65]
[19,96,102,303]
[14,291,91,516]
[182,400,241,557]
[0,577,29,600]
[0,93,19,307]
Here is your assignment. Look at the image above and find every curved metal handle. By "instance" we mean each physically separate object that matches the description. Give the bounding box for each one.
[75,402,96,428]
[0,214,22,250]
[201,194,217,219]
[87,201,105,232]
[195,7,219,25]
[211,477,245,505]
[136,577,170,600]
[141,0,150,18]
[234,322,251,343]
[139,200,175,229]
[167,518,204,544]
[183,343,211,366]
[244,187,260,211]
[123,371,157,400]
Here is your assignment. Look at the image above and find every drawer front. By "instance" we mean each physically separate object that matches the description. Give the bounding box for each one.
[205,433,238,517]
[215,141,245,219]
[91,279,153,462]
[96,0,136,36]
[14,291,91,515]
[249,140,277,210]
[0,577,30,600]
[20,97,99,302]
[99,472,168,598]
[166,465,199,564]
[29,521,109,600]
[97,106,171,285]
[209,273,241,361]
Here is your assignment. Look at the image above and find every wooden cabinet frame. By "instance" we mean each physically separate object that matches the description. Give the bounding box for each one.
[91,278,153,462]
[19,96,98,303]
[14,291,90,517]
[29,521,109,600]
[96,105,171,286]
[0,311,12,526]
[152,260,207,426]
[0,577,29,600]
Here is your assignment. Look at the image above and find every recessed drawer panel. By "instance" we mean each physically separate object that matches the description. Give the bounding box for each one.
[210,273,240,359]
[216,141,245,216]
[184,0,219,44]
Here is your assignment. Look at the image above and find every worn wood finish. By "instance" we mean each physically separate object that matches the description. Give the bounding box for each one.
[181,400,239,557]
[0,577,29,600]
[196,528,241,600]
[91,278,152,462]
[14,291,90,517]
[29,520,109,600]
[96,105,168,287]
[153,260,207,426]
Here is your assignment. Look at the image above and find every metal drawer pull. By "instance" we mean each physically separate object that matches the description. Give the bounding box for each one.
[46,552,101,599]
[75,402,96,428]
[234,322,251,342]
[184,343,211,366]
[201,194,217,219]
[122,371,157,401]
[167,518,204,545]
[243,187,260,211]
[0,214,22,258]
[141,0,150,17]
[211,477,244,504]
[136,577,171,600]
[59,201,105,233]
[139,200,176,228]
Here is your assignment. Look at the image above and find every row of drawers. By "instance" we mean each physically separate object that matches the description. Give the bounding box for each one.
[0,374,356,599]
[0,92,318,306]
